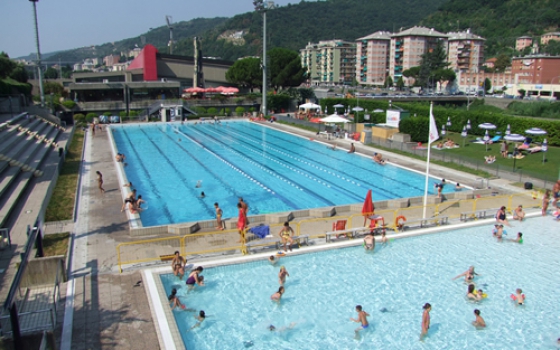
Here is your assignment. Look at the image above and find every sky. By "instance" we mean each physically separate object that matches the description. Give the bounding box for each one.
[1,0,297,59]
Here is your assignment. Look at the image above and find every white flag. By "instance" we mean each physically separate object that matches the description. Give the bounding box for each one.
[428,109,439,144]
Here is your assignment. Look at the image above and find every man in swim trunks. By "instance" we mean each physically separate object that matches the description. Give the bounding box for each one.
[350,305,370,338]
[278,222,294,252]
[214,202,224,230]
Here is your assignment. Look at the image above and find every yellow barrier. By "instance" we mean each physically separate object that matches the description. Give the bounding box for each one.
[116,193,537,272]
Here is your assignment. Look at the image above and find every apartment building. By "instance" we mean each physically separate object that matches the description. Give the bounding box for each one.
[447,30,485,73]
[355,31,391,86]
[540,32,560,45]
[300,40,356,85]
[516,36,533,51]
[389,26,448,82]
[103,55,121,67]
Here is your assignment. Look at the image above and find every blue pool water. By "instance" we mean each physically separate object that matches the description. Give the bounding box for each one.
[112,122,453,226]
[161,217,560,349]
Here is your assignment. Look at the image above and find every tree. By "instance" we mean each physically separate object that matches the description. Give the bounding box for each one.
[494,54,510,73]
[44,67,59,79]
[396,76,405,90]
[0,52,16,79]
[384,76,393,88]
[484,78,492,94]
[402,66,420,86]
[417,40,448,88]
[9,63,29,83]
[44,81,66,96]
[433,68,456,91]
[225,57,262,92]
[268,47,306,91]
[517,89,526,98]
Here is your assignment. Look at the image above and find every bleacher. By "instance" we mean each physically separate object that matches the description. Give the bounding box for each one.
[0,113,64,228]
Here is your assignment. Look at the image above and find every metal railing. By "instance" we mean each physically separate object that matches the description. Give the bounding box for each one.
[115,192,543,272]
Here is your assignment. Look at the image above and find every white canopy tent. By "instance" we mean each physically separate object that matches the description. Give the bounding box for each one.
[320,114,350,123]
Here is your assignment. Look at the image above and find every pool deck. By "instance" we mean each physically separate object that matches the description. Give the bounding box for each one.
[56,120,540,349]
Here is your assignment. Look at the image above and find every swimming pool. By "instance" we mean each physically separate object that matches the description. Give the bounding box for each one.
[159,216,560,349]
[111,121,454,227]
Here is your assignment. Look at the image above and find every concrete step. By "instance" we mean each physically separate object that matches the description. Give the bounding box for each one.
[22,140,55,177]
[0,166,21,202]
[0,119,39,156]
[0,170,33,228]
[2,132,42,165]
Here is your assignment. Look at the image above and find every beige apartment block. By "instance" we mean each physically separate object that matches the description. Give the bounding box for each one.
[447,30,485,73]
[301,40,356,85]
[516,36,533,51]
[355,31,391,86]
[540,32,560,45]
[389,26,448,83]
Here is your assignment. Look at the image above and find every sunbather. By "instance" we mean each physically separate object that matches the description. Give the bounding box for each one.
[484,155,496,164]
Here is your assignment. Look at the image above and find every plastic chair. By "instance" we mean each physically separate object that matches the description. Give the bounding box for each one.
[332,220,347,238]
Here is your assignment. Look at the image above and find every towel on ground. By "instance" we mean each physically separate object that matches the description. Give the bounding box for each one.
[248,225,270,239]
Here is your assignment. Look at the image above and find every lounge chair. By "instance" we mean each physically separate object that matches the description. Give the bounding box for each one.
[487,135,502,144]
[518,142,530,150]
[527,146,542,154]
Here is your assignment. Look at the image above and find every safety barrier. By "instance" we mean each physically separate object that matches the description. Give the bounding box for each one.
[116,192,541,272]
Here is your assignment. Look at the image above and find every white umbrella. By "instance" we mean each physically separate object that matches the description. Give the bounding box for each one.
[466,119,471,130]
[446,117,451,127]
[333,104,345,108]
[441,125,446,135]
[352,106,364,112]
[320,114,350,123]
[525,127,547,135]
[504,134,525,142]
[505,124,511,135]
[479,123,496,151]
[373,109,384,113]
[299,102,321,110]
[542,138,548,163]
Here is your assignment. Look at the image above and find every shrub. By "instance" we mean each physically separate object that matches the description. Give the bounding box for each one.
[85,113,97,123]
[195,107,206,114]
[103,112,112,116]
[224,108,231,116]
[235,106,246,116]
[119,111,127,118]
[207,107,218,114]
[129,110,139,117]
[61,100,76,109]
[73,113,85,125]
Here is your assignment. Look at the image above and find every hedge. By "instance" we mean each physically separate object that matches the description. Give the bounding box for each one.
[85,113,97,123]
[235,106,246,116]
[207,107,218,114]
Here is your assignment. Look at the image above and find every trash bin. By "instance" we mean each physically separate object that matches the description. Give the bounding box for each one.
[362,130,372,144]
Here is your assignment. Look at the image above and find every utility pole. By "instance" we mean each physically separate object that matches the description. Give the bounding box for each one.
[30,0,45,107]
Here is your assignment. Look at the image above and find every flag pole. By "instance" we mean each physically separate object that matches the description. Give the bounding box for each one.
[423,102,436,219]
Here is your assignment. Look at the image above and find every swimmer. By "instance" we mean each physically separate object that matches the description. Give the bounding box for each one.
[279,222,294,252]
[96,171,105,194]
[453,266,479,282]
[136,195,146,209]
[513,288,525,305]
[186,266,205,290]
[513,205,525,221]
[214,203,225,230]
[270,286,284,302]
[455,182,463,190]
[171,251,186,278]
[278,266,290,286]
[237,203,247,242]
[348,143,356,153]
[363,232,375,250]
[168,288,182,309]
[472,309,486,328]
[200,191,206,198]
[268,255,279,266]
[510,232,523,243]
[196,180,202,188]
[467,284,481,301]
[190,310,206,330]
[268,322,296,332]
[381,231,388,245]
[542,190,550,216]
[493,224,504,240]
[121,189,137,212]
[420,303,431,341]
[350,305,370,338]
[495,206,512,227]
[123,181,133,188]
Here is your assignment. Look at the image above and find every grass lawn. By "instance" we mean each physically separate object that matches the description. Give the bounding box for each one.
[42,232,70,256]
[45,130,84,222]
[435,132,559,181]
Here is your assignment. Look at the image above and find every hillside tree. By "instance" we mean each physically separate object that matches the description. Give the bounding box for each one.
[0,52,16,79]
[268,47,306,91]
[225,57,262,92]
[44,67,59,79]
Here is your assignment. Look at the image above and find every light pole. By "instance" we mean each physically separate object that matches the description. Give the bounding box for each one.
[30,0,45,108]
[254,0,272,116]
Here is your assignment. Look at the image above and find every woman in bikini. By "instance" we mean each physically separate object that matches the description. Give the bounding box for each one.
[214,202,224,230]
[542,190,551,216]
[278,222,294,252]
[420,303,431,340]
[271,286,284,303]
[96,171,105,194]
[453,266,479,283]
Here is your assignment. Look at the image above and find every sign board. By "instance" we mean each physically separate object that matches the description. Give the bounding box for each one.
[386,110,400,128]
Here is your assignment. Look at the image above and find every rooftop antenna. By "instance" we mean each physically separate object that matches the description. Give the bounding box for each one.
[166,15,174,54]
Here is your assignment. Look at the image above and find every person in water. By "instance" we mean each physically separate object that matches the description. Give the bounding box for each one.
[420,303,431,341]
[453,266,479,282]
[271,286,285,302]
[495,206,511,227]
[186,266,205,290]
[472,309,486,328]
[278,266,290,286]
[190,310,206,330]
[350,305,370,337]
[467,284,482,301]
[511,232,523,243]
[363,233,375,250]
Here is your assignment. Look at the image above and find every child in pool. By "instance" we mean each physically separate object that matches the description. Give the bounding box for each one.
[472,309,486,328]
[278,266,290,286]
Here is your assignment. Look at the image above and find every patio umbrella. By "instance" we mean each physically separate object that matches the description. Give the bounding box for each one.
[441,124,446,135]
[505,134,526,172]
[320,114,350,123]
[299,102,321,110]
[525,127,547,136]
[461,126,468,147]
[542,138,548,163]
[466,119,471,130]
[333,104,345,108]
[505,124,511,135]
[352,106,364,112]
[373,109,384,113]
[479,123,496,151]
[361,189,374,226]
[446,117,451,127]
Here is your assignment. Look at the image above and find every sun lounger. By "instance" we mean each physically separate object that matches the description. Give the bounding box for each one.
[527,146,542,154]
[518,143,530,150]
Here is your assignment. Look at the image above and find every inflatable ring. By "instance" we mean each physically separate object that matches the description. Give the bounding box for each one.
[276,251,286,257]
[395,215,406,229]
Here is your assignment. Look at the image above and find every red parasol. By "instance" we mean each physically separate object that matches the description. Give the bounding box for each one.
[361,189,374,225]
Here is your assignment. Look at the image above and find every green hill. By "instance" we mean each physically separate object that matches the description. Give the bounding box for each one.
[420,0,560,57]
[173,0,450,60]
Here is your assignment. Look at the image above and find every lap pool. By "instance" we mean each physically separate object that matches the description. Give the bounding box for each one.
[157,216,560,349]
[111,121,453,227]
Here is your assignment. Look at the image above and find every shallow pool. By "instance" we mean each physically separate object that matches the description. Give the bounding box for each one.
[160,216,560,349]
[111,122,454,226]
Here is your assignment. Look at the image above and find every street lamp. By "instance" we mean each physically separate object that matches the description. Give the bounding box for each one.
[254,0,273,116]
[29,0,45,108]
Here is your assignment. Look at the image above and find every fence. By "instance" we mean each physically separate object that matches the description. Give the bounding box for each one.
[116,192,543,272]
